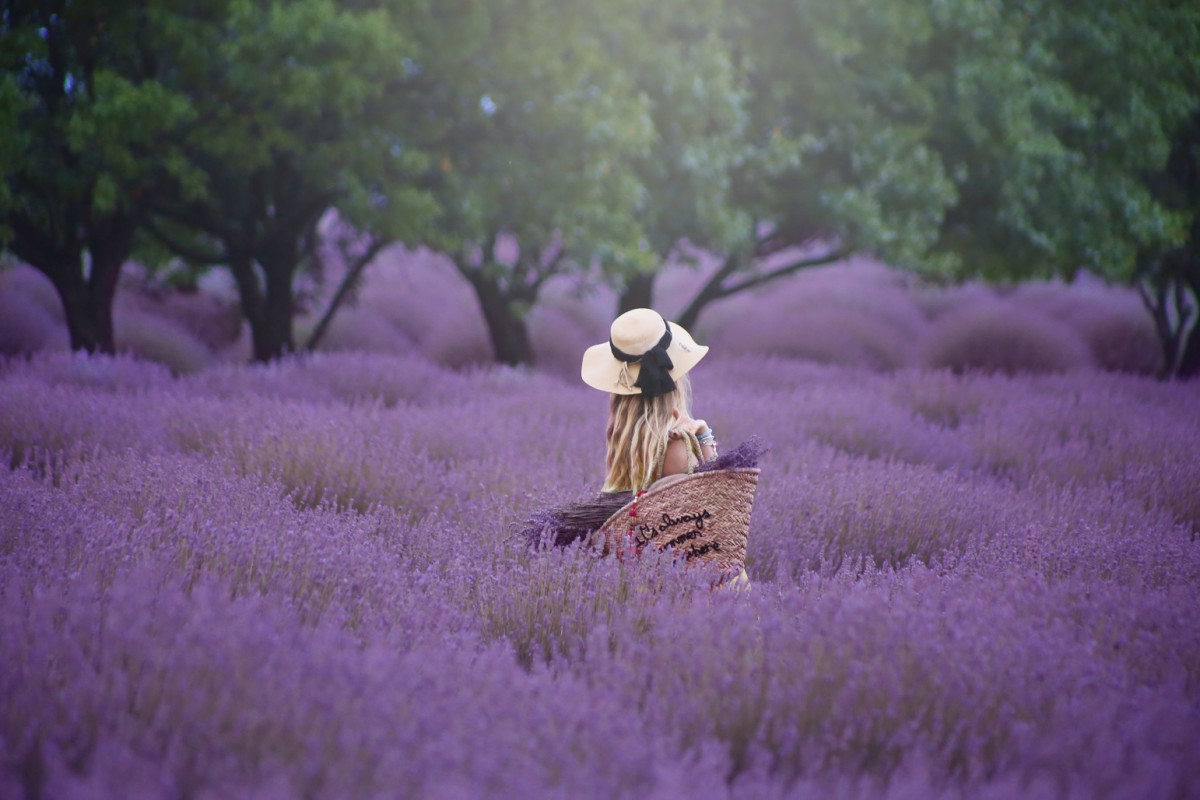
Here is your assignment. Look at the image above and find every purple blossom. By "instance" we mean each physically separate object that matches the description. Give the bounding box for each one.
[2,339,1199,798]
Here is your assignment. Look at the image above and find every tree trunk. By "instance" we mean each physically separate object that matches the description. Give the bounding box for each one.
[462,267,535,366]
[84,222,133,354]
[226,246,298,363]
[44,255,116,354]
[1139,276,1195,379]
[58,278,107,353]
[88,276,117,354]
[227,254,268,362]
[259,261,296,361]
[618,272,656,315]
[1179,275,1200,379]
[1179,333,1200,379]
[20,226,127,354]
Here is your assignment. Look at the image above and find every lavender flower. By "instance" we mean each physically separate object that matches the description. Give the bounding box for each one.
[2,344,1197,798]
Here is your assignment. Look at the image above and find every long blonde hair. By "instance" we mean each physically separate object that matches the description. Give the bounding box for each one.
[601,375,691,492]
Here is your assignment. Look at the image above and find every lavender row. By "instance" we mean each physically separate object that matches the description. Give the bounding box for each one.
[2,350,1198,797]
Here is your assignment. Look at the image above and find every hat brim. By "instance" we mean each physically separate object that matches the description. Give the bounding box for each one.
[581,321,709,395]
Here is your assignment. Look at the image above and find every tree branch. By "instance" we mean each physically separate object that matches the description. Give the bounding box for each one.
[676,247,748,330]
[302,235,390,353]
[143,217,228,265]
[716,247,847,298]
[532,246,569,293]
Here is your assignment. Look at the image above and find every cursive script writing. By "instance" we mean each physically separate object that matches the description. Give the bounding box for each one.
[631,507,714,556]
[657,509,710,534]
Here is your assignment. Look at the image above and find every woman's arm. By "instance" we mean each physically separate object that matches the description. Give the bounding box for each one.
[682,417,717,462]
[694,421,717,462]
[662,435,691,476]
[664,417,718,476]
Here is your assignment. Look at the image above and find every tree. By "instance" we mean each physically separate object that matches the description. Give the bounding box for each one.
[599,0,748,315]
[1138,111,1200,378]
[0,1,206,353]
[918,0,1199,284]
[144,0,435,362]
[602,0,1200,343]
[401,0,656,366]
[611,0,958,329]
[909,0,1200,378]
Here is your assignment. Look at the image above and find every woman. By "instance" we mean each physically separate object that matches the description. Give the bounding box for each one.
[518,307,756,572]
[581,308,718,493]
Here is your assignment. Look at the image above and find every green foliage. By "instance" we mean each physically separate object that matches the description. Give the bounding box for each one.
[0,3,202,220]
[923,0,1200,281]
[66,71,203,214]
[411,0,655,266]
[730,0,957,268]
[3,0,1197,362]
[602,0,749,274]
[0,1,215,351]
[139,0,439,360]
[400,0,676,362]
[158,0,434,229]
[189,0,436,240]
[656,0,1200,325]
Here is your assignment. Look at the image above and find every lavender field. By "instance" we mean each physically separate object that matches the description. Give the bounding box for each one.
[2,258,1200,799]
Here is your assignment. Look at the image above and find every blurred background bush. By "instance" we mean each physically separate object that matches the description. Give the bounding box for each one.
[0,249,1168,379]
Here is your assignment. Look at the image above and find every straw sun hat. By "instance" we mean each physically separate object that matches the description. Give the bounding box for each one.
[581,308,708,397]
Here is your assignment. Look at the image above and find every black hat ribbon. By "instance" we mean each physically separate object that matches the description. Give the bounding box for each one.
[610,316,676,397]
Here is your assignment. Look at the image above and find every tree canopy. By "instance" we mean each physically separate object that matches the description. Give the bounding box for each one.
[0,1,206,352]
[922,0,1200,282]
[2,0,1197,371]
[398,0,664,364]
[667,0,960,329]
[142,0,436,361]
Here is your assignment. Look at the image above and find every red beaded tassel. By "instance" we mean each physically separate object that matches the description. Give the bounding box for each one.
[626,490,647,558]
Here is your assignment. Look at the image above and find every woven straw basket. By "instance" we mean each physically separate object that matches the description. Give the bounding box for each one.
[591,468,760,573]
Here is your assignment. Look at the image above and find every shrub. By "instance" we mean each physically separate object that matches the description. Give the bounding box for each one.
[296,306,415,355]
[0,288,68,357]
[421,309,493,368]
[703,260,929,371]
[910,280,997,321]
[354,246,493,367]
[113,274,244,354]
[0,264,63,320]
[719,306,917,369]
[530,293,612,381]
[1010,277,1161,374]
[3,322,1199,799]
[920,300,1094,374]
[1070,302,1161,374]
[114,310,215,375]
[148,289,243,352]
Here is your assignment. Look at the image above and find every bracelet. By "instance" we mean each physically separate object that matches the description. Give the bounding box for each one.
[697,428,715,443]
